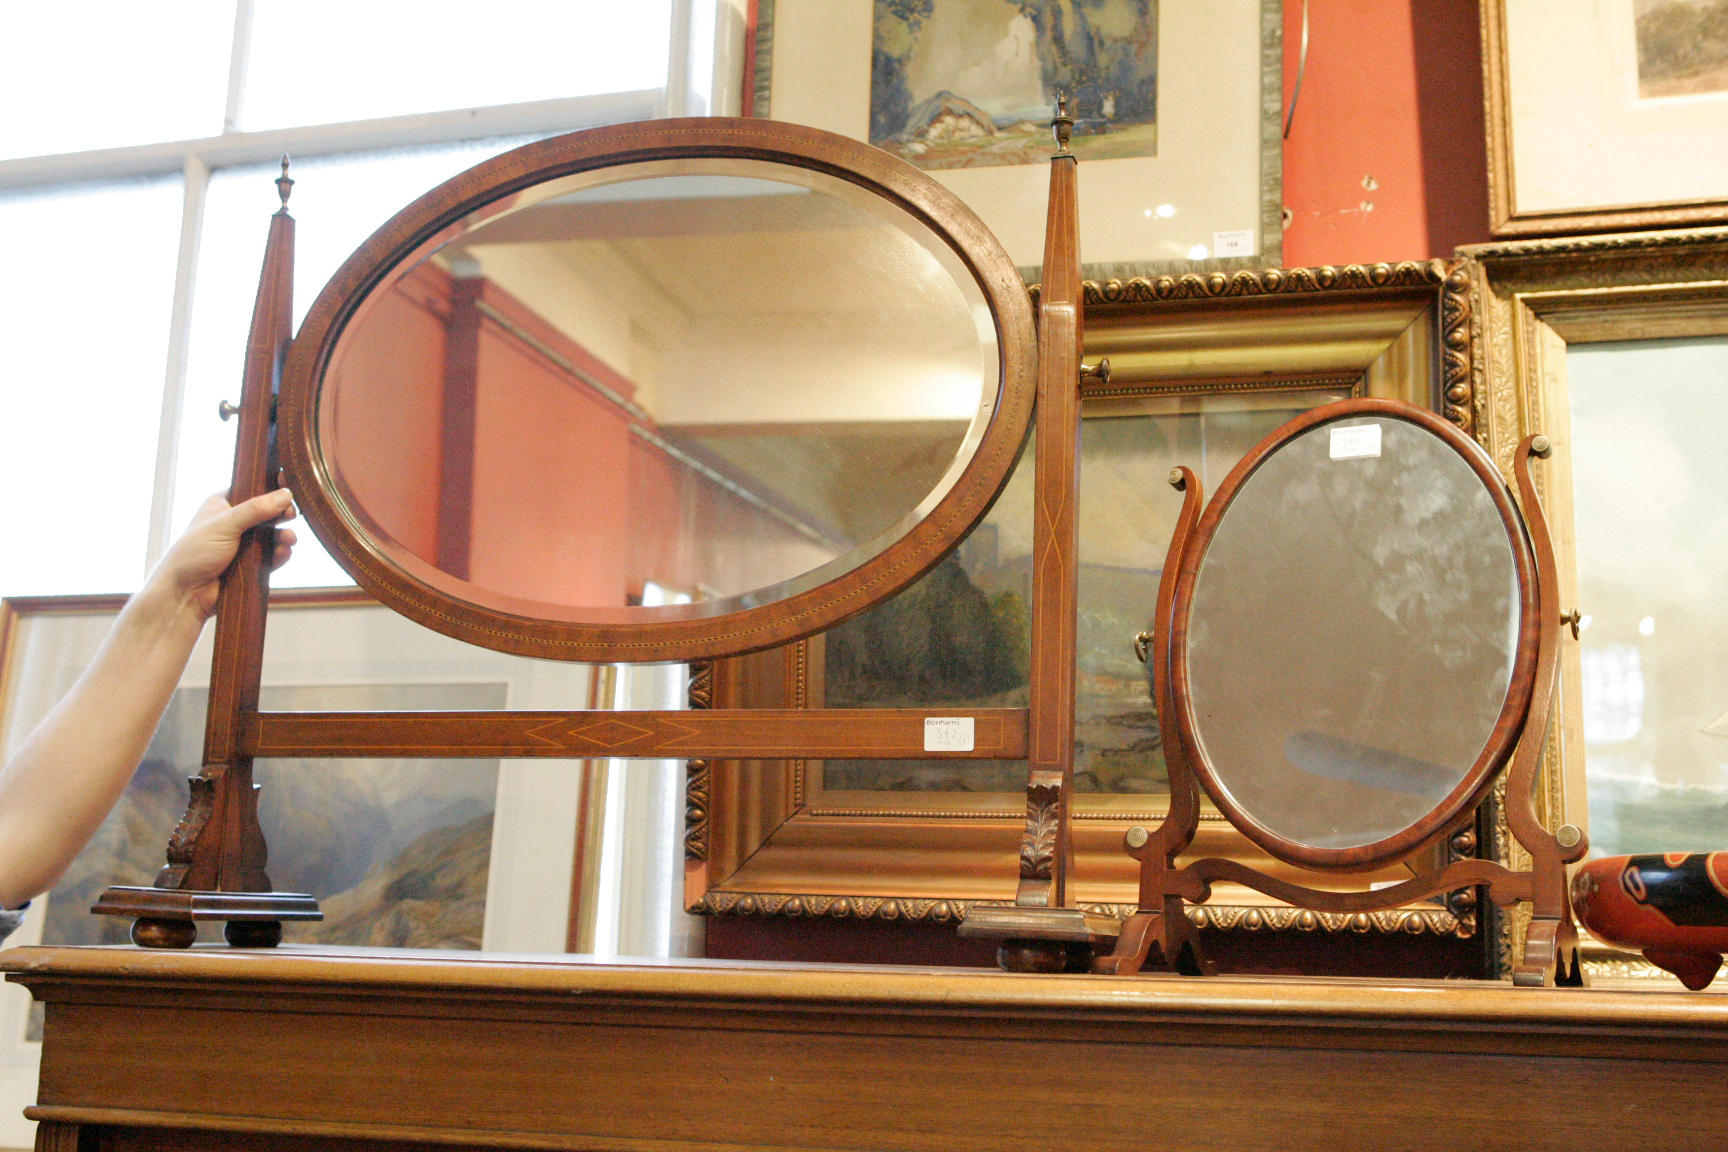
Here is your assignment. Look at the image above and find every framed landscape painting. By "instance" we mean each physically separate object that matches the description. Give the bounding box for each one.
[753,0,1282,278]
[1484,0,1728,235]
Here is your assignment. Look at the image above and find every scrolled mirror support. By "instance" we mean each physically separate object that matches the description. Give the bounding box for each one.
[1096,401,1586,986]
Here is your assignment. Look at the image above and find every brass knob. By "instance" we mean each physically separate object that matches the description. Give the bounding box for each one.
[218,400,240,422]
[1133,631,1154,664]
[1080,358,1111,386]
[1560,609,1582,640]
[1556,824,1583,850]
[1125,826,1150,850]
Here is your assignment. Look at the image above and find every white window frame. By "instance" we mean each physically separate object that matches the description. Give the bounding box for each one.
[0,0,747,579]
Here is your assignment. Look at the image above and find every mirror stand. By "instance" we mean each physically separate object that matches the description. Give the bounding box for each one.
[1095,425,1587,987]
[956,102,1122,972]
[92,166,322,948]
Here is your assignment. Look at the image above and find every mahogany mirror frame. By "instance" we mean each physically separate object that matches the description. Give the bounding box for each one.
[93,118,1042,949]
[1166,398,1542,873]
[1098,396,1588,986]
[278,117,1039,664]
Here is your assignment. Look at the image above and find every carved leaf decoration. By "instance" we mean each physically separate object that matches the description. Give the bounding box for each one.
[1019,786,1061,881]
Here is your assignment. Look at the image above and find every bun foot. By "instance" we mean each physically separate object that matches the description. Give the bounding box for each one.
[1643,949,1723,991]
[998,939,1092,973]
[131,918,196,949]
[224,920,283,948]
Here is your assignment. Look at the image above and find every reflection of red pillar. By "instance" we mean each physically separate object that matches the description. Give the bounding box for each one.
[439,277,483,580]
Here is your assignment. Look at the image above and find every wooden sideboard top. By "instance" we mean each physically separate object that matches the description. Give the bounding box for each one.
[8,945,1728,1152]
[6,942,1724,1035]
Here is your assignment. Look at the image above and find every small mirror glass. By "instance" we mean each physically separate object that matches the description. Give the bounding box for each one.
[1179,410,1529,857]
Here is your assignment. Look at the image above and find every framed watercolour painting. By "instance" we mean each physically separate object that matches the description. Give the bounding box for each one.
[1484,0,1728,235]
[752,0,1282,278]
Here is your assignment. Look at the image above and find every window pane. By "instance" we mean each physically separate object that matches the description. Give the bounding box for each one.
[0,4,232,160]
[241,1,672,130]
[0,178,183,596]
[178,140,538,587]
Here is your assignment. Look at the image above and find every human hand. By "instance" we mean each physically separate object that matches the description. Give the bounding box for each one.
[149,488,298,620]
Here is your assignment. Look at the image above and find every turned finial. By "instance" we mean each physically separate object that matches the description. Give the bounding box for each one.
[276,154,294,208]
[1052,93,1073,152]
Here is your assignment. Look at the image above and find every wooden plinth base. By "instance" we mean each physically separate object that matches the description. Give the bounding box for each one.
[91,886,321,949]
[957,905,1119,973]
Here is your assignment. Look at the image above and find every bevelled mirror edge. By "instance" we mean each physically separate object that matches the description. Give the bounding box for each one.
[279,117,1039,663]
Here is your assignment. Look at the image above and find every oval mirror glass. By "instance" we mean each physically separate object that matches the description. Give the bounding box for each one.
[283,120,1035,661]
[1174,404,1536,865]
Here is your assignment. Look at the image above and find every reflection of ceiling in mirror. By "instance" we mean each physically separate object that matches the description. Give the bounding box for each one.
[442,176,993,429]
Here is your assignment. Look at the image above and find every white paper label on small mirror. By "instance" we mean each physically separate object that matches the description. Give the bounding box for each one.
[1212,229,1257,257]
[1329,424,1382,460]
[924,717,975,752]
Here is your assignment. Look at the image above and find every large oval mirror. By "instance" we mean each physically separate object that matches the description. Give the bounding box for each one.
[1171,400,1538,869]
[281,119,1035,661]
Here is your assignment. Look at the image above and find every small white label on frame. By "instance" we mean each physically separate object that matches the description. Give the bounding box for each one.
[924,717,975,752]
[1212,229,1257,258]
[1329,423,1382,460]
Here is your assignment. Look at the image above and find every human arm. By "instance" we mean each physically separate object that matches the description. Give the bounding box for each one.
[0,489,296,910]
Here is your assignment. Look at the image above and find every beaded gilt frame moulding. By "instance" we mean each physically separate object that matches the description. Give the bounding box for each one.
[688,259,1505,973]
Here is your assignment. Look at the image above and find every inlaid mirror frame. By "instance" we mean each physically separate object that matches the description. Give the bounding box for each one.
[279,117,1039,664]
[92,117,1044,947]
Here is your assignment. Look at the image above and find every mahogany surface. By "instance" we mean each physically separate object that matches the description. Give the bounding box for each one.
[8,945,1728,1152]
[245,706,1028,760]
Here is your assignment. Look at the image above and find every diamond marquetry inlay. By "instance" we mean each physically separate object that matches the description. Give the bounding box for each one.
[526,717,654,749]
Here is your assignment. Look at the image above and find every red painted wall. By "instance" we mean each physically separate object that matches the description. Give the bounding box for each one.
[1280,0,1491,267]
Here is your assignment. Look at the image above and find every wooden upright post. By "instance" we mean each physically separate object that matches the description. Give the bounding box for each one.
[958,101,1117,971]
[93,161,322,947]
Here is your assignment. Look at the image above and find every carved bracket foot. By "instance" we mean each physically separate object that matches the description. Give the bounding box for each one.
[1514,916,1586,987]
[957,905,1119,973]
[1093,909,1212,977]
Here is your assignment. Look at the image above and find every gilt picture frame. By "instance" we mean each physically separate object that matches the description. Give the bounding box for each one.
[1483,0,1728,236]
[750,0,1283,278]
[1464,225,1728,981]
[688,262,1495,969]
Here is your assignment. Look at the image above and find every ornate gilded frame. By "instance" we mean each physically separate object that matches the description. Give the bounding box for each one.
[1463,226,1728,977]
[688,261,1492,955]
